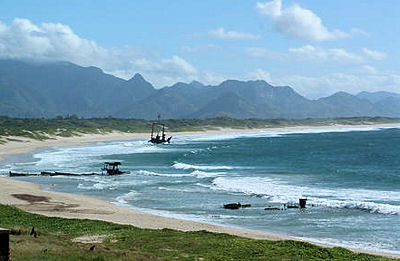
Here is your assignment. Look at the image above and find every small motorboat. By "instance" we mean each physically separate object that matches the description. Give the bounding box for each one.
[101,162,130,175]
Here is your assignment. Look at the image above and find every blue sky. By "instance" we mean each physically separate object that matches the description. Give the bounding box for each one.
[1,0,399,98]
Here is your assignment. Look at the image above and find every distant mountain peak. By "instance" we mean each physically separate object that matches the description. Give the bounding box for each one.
[127,73,154,88]
[220,79,270,85]
[123,73,155,97]
[86,66,104,74]
[331,91,353,97]
[356,90,400,104]
[130,73,146,82]
[220,79,240,85]
[189,80,204,87]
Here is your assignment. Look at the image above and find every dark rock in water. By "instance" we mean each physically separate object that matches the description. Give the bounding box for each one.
[223,203,251,209]
[223,203,241,209]
[264,207,281,211]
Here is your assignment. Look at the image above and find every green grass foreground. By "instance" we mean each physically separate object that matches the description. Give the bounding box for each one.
[0,204,395,260]
[0,116,399,143]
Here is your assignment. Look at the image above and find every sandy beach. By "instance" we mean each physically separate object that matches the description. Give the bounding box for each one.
[1,175,398,259]
[1,123,400,258]
[0,176,285,240]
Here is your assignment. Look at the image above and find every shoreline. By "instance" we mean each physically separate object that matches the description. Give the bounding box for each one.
[1,122,399,162]
[1,123,400,258]
[0,176,287,241]
[0,176,398,259]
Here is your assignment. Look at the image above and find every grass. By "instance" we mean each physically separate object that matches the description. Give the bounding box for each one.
[0,204,395,260]
[0,116,399,142]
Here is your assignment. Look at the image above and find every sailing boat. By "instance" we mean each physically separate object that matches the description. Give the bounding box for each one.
[148,122,172,144]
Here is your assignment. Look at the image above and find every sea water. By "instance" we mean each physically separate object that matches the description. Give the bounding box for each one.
[1,126,400,255]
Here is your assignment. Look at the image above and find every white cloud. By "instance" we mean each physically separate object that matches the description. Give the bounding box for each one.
[209,27,260,40]
[362,48,387,60]
[257,0,282,17]
[0,18,107,62]
[247,69,272,82]
[201,72,229,85]
[289,45,364,63]
[247,45,364,64]
[161,56,197,75]
[360,65,378,74]
[0,18,198,87]
[256,0,351,42]
[350,28,370,37]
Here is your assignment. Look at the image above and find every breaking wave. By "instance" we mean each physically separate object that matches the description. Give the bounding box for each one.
[77,176,143,191]
[115,190,139,205]
[136,170,187,178]
[172,162,234,170]
[134,169,223,179]
[178,125,397,142]
[190,170,224,178]
[212,177,400,215]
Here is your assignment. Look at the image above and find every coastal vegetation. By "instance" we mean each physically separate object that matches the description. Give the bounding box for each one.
[0,204,394,260]
[0,116,399,144]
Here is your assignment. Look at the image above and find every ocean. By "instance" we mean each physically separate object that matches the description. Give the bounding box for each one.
[1,126,400,255]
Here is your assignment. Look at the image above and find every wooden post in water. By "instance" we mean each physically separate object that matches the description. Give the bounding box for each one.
[299,198,307,209]
[0,228,9,261]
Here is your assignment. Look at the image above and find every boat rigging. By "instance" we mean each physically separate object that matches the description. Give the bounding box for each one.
[148,122,172,144]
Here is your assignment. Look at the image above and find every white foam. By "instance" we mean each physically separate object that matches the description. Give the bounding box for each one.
[27,139,181,172]
[190,170,224,178]
[135,168,224,179]
[136,170,187,178]
[0,165,12,173]
[158,186,197,193]
[76,176,143,191]
[186,132,281,141]
[299,236,400,256]
[115,190,139,205]
[177,125,400,142]
[77,180,117,190]
[172,162,234,170]
[212,176,400,215]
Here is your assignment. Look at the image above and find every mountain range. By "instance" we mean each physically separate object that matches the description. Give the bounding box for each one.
[0,59,399,119]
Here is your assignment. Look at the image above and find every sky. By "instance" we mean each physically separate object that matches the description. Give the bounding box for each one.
[1,0,399,98]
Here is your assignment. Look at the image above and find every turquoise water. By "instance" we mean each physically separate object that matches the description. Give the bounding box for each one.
[1,126,400,254]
